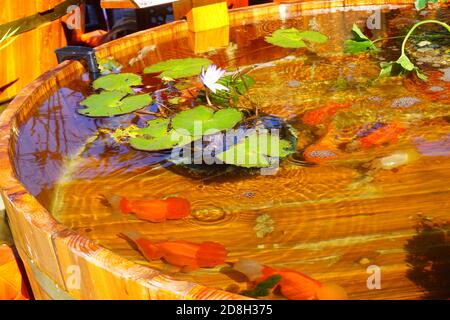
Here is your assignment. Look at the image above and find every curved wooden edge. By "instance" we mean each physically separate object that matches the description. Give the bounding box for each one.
[0,61,247,300]
[0,0,417,300]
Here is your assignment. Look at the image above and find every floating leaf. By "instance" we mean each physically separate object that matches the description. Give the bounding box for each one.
[265,28,328,49]
[79,91,152,117]
[172,106,243,136]
[344,24,378,54]
[144,58,213,79]
[216,132,295,168]
[130,134,181,152]
[92,73,142,93]
[241,275,282,298]
[297,31,328,43]
[127,118,183,151]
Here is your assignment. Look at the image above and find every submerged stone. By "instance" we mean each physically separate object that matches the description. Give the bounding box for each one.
[391,96,421,108]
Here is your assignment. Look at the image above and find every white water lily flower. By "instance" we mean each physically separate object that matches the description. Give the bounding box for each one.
[200,65,230,93]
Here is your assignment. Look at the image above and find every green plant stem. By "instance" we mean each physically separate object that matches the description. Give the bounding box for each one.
[400,20,450,56]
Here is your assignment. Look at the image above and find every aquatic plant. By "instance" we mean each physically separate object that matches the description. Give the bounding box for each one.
[200,65,229,106]
[144,57,213,79]
[92,72,143,93]
[415,0,440,10]
[345,21,450,80]
[380,20,450,80]
[112,106,244,151]
[265,28,328,48]
[209,70,255,108]
[344,24,379,54]
[200,65,229,94]
[216,131,295,168]
[79,90,152,117]
[97,57,123,75]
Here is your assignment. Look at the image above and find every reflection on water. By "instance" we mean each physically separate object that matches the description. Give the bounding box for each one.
[405,216,450,299]
[12,4,450,299]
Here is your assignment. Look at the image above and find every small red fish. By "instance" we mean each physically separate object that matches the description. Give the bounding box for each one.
[259,266,322,300]
[302,102,351,126]
[359,123,405,149]
[106,194,190,222]
[233,259,347,300]
[120,231,227,270]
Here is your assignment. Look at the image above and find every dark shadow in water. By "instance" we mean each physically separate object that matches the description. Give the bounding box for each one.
[405,216,450,300]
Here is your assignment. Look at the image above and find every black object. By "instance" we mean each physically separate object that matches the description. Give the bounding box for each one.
[55,46,100,79]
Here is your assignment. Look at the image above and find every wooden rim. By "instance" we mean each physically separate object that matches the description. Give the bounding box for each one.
[0,0,416,300]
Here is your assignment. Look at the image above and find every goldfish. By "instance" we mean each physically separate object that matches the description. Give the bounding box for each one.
[233,259,347,300]
[0,244,29,300]
[120,231,227,270]
[358,123,405,149]
[105,194,190,223]
[302,102,351,126]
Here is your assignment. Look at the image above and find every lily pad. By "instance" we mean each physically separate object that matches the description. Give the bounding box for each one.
[144,58,213,79]
[172,106,243,136]
[92,73,142,93]
[78,91,152,117]
[265,28,328,48]
[216,131,295,168]
[126,118,182,151]
[345,24,378,54]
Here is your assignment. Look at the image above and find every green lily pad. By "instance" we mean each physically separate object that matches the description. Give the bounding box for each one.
[172,106,243,136]
[345,24,378,54]
[297,31,328,43]
[130,134,181,152]
[127,118,180,151]
[92,73,142,93]
[144,58,213,79]
[113,118,190,152]
[78,91,152,117]
[216,132,295,168]
[265,28,328,48]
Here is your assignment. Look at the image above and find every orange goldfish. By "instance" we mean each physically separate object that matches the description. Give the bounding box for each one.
[359,123,405,149]
[106,194,190,223]
[120,231,227,270]
[302,102,351,126]
[234,259,347,300]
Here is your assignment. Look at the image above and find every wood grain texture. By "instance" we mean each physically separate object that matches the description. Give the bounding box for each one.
[1,0,437,300]
[0,0,68,101]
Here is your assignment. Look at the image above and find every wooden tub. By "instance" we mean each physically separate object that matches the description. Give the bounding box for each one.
[1,0,447,300]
